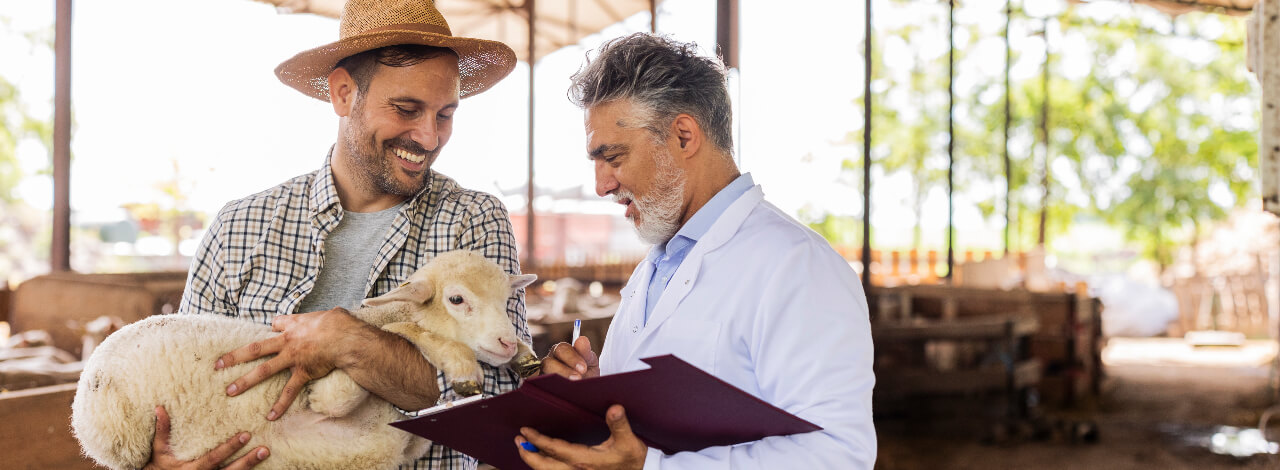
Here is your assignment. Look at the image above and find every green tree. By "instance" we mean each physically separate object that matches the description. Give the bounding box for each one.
[1039,10,1256,267]
[836,1,1257,272]
[843,1,953,251]
[1,16,56,280]
[0,16,54,202]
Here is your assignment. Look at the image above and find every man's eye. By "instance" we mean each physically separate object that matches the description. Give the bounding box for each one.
[394,105,417,116]
[438,113,453,121]
[449,295,464,305]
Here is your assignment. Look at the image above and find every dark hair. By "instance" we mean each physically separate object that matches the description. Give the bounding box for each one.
[335,45,457,94]
[568,33,734,157]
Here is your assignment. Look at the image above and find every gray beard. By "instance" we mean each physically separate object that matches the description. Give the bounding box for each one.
[619,149,686,245]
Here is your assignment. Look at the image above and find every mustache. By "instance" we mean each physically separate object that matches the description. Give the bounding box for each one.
[612,189,633,204]
[386,137,430,156]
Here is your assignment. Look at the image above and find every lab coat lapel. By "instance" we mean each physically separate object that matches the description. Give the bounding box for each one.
[604,248,660,370]
[623,185,765,365]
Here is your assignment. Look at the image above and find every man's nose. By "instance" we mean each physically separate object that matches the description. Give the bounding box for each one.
[594,161,618,197]
[409,120,440,152]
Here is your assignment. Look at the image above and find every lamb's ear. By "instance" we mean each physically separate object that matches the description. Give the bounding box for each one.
[363,280,435,307]
[509,274,538,291]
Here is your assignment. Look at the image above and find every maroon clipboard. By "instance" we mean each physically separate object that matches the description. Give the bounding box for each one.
[390,355,821,470]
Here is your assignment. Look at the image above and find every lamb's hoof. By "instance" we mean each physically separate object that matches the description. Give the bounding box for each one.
[452,380,481,397]
[512,354,542,378]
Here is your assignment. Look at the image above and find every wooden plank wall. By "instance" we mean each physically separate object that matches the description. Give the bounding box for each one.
[0,383,98,469]
[0,284,10,325]
[10,272,186,356]
[868,285,1102,407]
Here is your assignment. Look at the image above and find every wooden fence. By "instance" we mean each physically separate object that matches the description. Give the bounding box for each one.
[524,255,643,286]
[525,246,1275,338]
[1168,271,1272,338]
[527,249,1043,290]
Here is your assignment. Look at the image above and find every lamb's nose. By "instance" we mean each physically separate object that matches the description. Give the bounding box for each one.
[498,338,516,354]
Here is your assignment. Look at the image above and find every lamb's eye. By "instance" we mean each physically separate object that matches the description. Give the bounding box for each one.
[449,295,464,305]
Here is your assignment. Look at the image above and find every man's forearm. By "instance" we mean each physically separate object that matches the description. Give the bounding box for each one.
[339,324,440,410]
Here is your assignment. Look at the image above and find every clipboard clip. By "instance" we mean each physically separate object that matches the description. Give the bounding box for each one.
[422,394,486,415]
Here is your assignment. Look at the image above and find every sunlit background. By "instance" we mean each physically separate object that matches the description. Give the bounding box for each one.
[5,0,1280,468]
[2,0,1272,341]
[1,0,1261,288]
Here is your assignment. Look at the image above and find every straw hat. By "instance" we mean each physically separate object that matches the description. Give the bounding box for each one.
[275,0,517,101]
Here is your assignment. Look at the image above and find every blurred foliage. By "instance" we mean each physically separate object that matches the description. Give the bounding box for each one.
[802,208,863,246]
[0,16,54,203]
[1,15,57,281]
[839,1,1257,269]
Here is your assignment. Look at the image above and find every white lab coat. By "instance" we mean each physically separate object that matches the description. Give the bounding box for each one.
[599,185,877,469]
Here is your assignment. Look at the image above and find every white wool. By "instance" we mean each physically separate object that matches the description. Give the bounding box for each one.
[72,314,420,470]
[71,250,536,470]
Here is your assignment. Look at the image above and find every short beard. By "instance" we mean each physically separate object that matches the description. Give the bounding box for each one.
[615,148,685,245]
[341,96,431,198]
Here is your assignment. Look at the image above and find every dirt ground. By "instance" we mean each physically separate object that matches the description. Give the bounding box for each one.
[876,339,1280,470]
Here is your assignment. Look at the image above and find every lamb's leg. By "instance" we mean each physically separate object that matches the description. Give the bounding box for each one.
[306,369,370,417]
[509,341,542,379]
[301,304,406,416]
[351,303,411,328]
[382,322,484,397]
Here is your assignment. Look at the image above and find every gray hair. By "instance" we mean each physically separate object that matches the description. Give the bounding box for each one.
[568,33,734,157]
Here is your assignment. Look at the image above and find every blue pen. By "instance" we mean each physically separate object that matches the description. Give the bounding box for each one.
[520,441,539,452]
[572,319,582,344]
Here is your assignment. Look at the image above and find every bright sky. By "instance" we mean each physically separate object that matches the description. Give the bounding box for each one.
[0,0,1235,258]
[1,0,880,235]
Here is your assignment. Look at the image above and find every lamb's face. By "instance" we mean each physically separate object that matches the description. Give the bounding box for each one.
[436,275,523,365]
[366,250,537,366]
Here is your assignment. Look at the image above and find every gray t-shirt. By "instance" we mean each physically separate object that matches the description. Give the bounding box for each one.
[297,202,405,313]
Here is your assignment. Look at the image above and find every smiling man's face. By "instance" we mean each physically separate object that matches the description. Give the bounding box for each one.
[586,100,687,245]
[342,53,460,198]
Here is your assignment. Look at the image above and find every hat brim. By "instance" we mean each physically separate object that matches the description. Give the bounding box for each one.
[275,30,517,101]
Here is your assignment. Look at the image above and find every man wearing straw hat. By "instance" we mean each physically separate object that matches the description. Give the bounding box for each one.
[526,33,877,468]
[152,0,529,468]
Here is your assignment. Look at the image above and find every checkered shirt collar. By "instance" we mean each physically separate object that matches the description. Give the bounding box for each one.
[308,148,437,226]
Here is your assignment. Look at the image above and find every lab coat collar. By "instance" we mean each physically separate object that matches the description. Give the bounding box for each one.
[622,185,765,365]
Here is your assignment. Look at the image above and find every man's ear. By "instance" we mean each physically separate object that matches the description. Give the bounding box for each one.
[671,114,701,159]
[328,67,357,117]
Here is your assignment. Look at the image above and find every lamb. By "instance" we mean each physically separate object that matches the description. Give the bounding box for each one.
[71,250,540,470]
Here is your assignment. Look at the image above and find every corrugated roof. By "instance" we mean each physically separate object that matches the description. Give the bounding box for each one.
[253,0,662,62]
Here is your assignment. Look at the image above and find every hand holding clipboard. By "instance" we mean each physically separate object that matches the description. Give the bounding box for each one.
[391,354,821,470]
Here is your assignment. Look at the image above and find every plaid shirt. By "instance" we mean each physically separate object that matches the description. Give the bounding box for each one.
[180,156,529,470]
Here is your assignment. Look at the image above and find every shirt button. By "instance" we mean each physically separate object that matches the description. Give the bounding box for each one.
[292,292,301,299]
[632,326,639,333]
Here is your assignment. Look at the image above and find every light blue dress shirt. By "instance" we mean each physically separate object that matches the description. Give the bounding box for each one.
[643,173,755,324]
